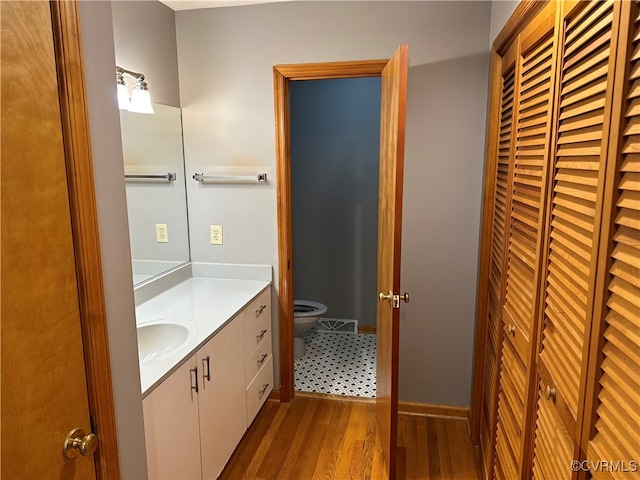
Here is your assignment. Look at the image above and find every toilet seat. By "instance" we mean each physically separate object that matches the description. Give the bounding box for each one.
[293,300,327,318]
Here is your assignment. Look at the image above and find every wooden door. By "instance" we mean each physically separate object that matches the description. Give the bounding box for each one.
[1,1,97,478]
[582,0,640,474]
[482,41,518,480]
[493,4,559,479]
[376,44,409,480]
[531,0,622,477]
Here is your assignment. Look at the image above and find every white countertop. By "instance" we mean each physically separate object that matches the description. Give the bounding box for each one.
[136,276,270,397]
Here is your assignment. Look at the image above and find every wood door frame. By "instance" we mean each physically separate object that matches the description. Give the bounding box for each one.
[273,59,388,402]
[51,1,120,478]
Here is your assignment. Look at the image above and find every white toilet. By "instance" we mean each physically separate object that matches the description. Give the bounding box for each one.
[293,300,327,358]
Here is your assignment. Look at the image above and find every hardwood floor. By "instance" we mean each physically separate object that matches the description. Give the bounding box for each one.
[219,393,482,480]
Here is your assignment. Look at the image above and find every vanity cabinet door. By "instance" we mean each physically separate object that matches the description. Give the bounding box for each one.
[197,317,247,480]
[143,355,202,480]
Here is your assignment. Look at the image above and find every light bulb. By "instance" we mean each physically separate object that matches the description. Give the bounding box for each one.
[117,83,130,110]
[128,80,154,114]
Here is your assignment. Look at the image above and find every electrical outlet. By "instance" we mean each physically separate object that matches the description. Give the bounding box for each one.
[210,225,223,245]
[155,224,169,243]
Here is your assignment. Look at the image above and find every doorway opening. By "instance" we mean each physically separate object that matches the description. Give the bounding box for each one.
[273,59,388,403]
[289,77,381,397]
[275,48,409,479]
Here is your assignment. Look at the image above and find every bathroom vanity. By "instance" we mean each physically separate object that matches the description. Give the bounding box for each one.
[136,266,273,479]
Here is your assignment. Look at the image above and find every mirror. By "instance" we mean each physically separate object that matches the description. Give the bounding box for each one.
[119,103,190,285]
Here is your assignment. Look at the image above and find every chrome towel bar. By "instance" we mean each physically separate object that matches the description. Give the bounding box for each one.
[192,173,267,183]
[125,172,176,182]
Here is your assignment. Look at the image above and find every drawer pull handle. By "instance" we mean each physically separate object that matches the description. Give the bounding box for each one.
[190,367,199,393]
[203,356,211,382]
[256,305,267,316]
[257,353,269,365]
[256,329,268,341]
[259,383,270,397]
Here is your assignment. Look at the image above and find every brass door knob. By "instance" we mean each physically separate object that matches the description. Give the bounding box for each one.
[379,291,393,302]
[63,428,98,458]
[399,293,410,303]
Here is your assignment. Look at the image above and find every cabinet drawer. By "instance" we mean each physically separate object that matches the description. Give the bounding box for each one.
[246,355,273,426]
[245,331,272,385]
[245,313,271,358]
[244,288,271,331]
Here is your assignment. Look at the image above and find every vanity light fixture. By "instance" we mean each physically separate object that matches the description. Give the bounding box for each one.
[116,66,154,114]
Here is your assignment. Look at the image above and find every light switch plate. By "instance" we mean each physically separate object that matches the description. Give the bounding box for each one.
[155,224,169,243]
[210,225,223,245]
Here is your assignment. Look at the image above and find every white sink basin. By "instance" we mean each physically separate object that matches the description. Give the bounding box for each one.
[137,321,191,364]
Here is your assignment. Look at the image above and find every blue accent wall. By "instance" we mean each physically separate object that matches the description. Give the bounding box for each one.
[290,77,381,327]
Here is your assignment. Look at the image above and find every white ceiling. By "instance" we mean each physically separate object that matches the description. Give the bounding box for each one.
[158,0,294,10]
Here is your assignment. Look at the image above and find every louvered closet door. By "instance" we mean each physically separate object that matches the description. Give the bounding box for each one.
[480,51,516,480]
[532,1,621,478]
[493,4,558,479]
[583,2,640,477]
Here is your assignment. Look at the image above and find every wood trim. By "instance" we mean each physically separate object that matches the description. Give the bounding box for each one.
[358,325,377,334]
[274,65,295,403]
[398,401,469,420]
[273,60,387,404]
[493,0,549,55]
[268,389,281,401]
[295,391,376,404]
[50,2,120,478]
[273,60,387,81]
[501,38,519,74]
[469,49,502,446]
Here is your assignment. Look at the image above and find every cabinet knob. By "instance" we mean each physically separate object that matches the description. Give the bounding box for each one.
[545,385,556,403]
[506,324,516,336]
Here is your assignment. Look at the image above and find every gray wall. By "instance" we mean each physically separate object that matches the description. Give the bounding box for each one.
[177,0,492,407]
[111,0,181,107]
[78,2,147,478]
[290,78,380,327]
[399,52,492,406]
[77,1,183,477]
[489,0,519,46]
